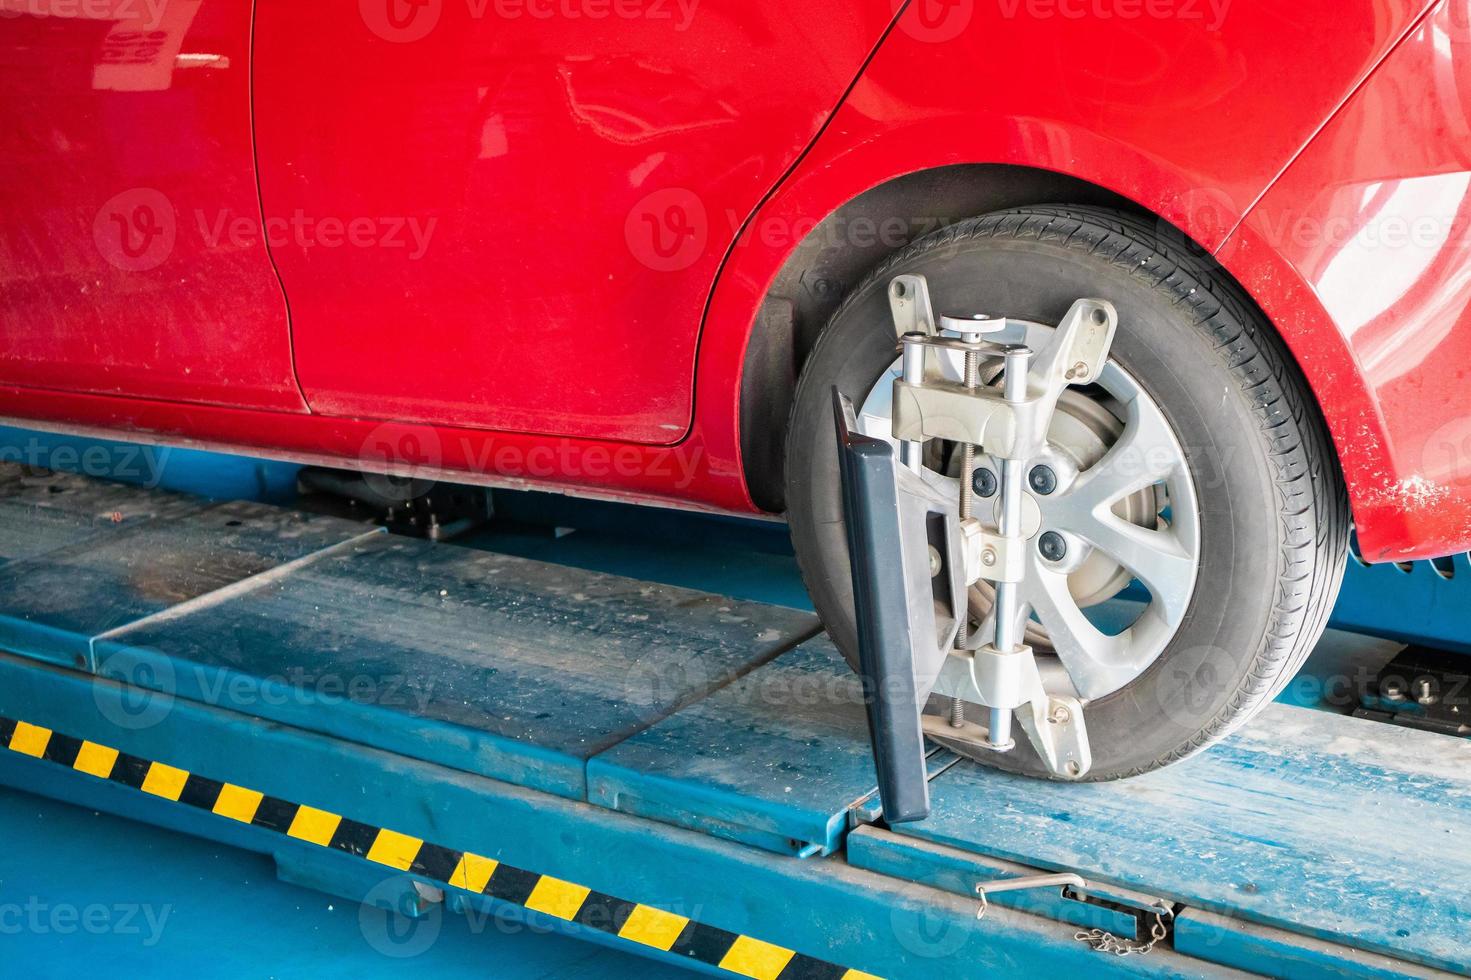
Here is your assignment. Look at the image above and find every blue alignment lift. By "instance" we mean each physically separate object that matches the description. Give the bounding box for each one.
[0,433,1467,979]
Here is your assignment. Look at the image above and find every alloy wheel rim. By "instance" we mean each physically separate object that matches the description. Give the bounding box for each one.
[856,319,1202,701]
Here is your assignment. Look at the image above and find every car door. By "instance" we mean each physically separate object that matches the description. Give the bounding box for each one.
[253,0,895,444]
[0,0,305,412]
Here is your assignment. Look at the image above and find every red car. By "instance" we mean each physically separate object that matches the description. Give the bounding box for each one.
[3,0,1468,779]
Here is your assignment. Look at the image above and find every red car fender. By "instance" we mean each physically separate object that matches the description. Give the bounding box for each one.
[1223,0,1471,561]
[699,0,1455,555]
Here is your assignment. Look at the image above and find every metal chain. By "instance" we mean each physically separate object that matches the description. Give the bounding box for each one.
[1074,912,1168,956]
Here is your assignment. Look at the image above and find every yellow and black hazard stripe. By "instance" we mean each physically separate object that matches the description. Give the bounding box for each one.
[0,715,879,980]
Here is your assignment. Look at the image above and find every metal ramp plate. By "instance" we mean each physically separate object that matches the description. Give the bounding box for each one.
[881,702,1471,974]
[0,462,376,670]
[0,464,201,566]
[93,534,819,799]
[587,636,886,857]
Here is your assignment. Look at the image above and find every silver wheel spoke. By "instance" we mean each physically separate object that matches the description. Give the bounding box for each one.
[1024,556,1174,699]
[973,588,1032,652]
[1069,391,1180,511]
[1039,384,1199,628]
[1059,509,1194,622]
[1025,563,1127,691]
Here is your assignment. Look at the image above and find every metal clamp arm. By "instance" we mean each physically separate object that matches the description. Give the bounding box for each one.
[887,299,1119,461]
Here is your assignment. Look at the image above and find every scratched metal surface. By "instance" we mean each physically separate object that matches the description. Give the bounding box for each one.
[0,468,376,669]
[895,703,1471,973]
[0,463,205,567]
[95,534,821,800]
[588,636,881,856]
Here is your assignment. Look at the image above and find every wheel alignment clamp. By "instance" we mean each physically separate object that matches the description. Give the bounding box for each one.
[0,716,881,980]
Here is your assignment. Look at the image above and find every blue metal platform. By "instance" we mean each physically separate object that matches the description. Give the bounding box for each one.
[90,532,817,801]
[0,459,1467,978]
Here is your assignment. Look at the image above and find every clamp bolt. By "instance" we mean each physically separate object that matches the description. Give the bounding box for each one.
[981,548,998,567]
[1028,465,1057,495]
[1039,531,1067,562]
[1049,705,1072,725]
[972,467,998,498]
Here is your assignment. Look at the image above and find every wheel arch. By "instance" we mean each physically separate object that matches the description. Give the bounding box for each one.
[733,164,1346,520]
[738,164,1144,512]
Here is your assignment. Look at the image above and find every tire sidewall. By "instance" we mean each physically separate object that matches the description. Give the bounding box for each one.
[786,222,1290,779]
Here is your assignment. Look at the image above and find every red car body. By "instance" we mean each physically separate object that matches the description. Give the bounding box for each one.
[2,0,1469,561]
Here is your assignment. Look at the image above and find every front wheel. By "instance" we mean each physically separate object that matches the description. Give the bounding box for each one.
[784,206,1350,780]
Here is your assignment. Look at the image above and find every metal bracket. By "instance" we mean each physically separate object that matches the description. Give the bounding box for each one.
[1019,692,1091,779]
[888,274,937,338]
[928,648,1093,778]
[888,279,1116,779]
[962,521,1025,585]
[889,297,1119,460]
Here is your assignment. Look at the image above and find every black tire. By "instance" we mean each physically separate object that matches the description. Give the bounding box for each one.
[785,205,1350,780]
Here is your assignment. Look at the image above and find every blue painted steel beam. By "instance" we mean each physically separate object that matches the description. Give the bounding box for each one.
[0,784,693,979]
[0,652,1231,979]
[1337,542,1471,654]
